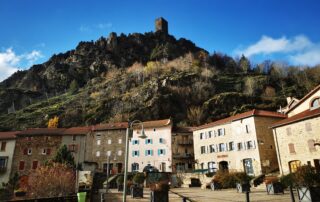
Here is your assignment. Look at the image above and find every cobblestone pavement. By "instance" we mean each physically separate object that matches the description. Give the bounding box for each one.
[102,187,298,202]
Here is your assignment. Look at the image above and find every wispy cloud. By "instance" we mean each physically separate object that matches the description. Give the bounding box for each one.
[79,22,112,32]
[234,35,320,66]
[0,48,43,82]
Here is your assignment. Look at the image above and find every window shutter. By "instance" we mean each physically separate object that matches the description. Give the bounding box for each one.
[151,150,153,156]
[145,139,147,144]
[244,142,247,150]
[288,143,295,153]
[137,151,140,156]
[145,150,147,156]
[253,141,256,149]
[214,130,217,137]
[32,161,38,169]
[132,151,134,157]
[216,145,219,152]
[223,129,225,136]
[47,148,51,155]
[163,149,166,155]
[225,143,228,151]
[19,161,25,170]
[151,139,153,144]
[23,148,28,155]
[158,149,160,155]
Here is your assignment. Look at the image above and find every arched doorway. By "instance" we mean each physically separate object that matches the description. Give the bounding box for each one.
[289,160,301,173]
[219,161,229,172]
[243,158,254,175]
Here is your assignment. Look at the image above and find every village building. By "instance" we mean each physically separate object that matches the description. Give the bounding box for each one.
[271,84,320,175]
[193,110,286,176]
[128,119,172,172]
[85,122,127,174]
[172,126,195,172]
[0,131,19,187]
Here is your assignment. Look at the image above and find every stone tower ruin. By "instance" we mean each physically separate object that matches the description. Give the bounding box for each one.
[155,17,168,34]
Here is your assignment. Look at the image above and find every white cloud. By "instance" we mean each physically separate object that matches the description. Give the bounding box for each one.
[79,22,112,32]
[0,48,43,82]
[235,35,320,66]
[96,23,112,29]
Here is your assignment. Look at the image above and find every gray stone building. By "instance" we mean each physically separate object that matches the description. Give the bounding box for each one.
[155,17,168,34]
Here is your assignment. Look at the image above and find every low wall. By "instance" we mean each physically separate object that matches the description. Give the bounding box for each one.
[176,173,212,189]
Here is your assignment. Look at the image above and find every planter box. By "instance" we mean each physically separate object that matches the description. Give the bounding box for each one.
[131,185,143,198]
[236,183,251,193]
[118,184,124,192]
[150,190,169,202]
[266,182,284,194]
[210,182,222,191]
[297,186,320,202]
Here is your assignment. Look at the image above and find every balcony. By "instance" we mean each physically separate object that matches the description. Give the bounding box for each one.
[173,153,194,159]
[177,140,193,145]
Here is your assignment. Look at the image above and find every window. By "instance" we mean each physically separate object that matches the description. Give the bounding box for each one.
[32,161,38,169]
[96,151,100,157]
[118,138,122,144]
[247,141,254,149]
[219,143,226,152]
[228,142,235,151]
[27,148,32,155]
[153,128,156,132]
[145,150,153,156]
[218,129,225,136]
[145,139,153,144]
[209,144,215,153]
[159,138,164,143]
[27,137,32,141]
[132,140,139,145]
[19,161,25,170]
[305,122,312,132]
[107,151,111,157]
[132,163,139,171]
[286,127,292,136]
[308,139,316,152]
[158,149,165,156]
[68,144,77,152]
[72,136,76,141]
[237,142,243,151]
[97,139,101,145]
[288,143,295,154]
[107,139,112,144]
[208,131,212,138]
[245,125,250,133]
[200,133,203,140]
[0,141,6,151]
[200,146,206,154]
[0,157,7,169]
[310,98,320,109]
[132,150,139,157]
[118,150,122,156]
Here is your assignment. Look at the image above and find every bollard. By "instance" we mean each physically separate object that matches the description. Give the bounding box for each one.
[289,186,295,202]
[182,197,187,202]
[246,191,250,202]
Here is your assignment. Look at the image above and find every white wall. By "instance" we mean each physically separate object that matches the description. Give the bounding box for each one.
[0,139,16,187]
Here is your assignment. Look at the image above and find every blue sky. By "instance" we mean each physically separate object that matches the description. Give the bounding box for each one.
[1,0,320,81]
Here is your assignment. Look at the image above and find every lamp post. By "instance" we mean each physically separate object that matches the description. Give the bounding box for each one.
[123,120,147,202]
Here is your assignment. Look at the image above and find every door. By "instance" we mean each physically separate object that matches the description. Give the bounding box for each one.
[117,163,123,173]
[219,161,229,172]
[289,160,301,173]
[161,162,166,172]
[243,158,254,175]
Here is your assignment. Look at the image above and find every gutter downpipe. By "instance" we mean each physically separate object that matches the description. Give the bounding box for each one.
[273,128,283,175]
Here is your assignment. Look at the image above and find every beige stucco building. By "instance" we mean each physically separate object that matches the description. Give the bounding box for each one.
[272,85,320,175]
[0,131,18,187]
[128,119,172,172]
[193,110,286,176]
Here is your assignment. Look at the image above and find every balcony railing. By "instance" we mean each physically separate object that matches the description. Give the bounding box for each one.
[173,153,194,159]
[177,140,193,145]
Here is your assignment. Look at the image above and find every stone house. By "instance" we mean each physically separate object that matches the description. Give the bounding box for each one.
[11,128,64,177]
[0,131,19,187]
[171,127,195,172]
[128,119,172,172]
[271,84,320,175]
[85,122,127,174]
[193,110,286,176]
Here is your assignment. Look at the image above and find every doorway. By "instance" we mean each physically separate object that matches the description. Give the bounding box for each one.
[219,161,229,172]
[117,163,123,173]
[289,160,301,173]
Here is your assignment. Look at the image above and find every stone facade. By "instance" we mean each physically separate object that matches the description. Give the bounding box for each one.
[193,110,285,176]
[85,123,127,174]
[0,132,17,187]
[128,119,172,172]
[172,127,195,172]
[155,17,168,34]
[272,84,320,175]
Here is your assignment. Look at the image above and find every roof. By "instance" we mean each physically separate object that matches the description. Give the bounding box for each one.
[0,131,20,140]
[194,109,286,131]
[63,126,91,135]
[18,128,66,136]
[271,108,320,128]
[172,126,195,133]
[139,119,171,128]
[286,84,320,114]
[92,122,128,131]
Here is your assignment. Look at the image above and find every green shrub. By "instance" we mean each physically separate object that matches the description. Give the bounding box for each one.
[213,171,252,188]
[133,173,145,185]
[280,173,294,188]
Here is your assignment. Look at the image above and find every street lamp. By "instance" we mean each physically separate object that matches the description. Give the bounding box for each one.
[123,120,146,202]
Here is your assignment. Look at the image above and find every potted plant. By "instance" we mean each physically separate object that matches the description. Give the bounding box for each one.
[264,176,284,194]
[294,166,320,202]
[210,176,222,191]
[148,173,170,202]
[235,172,251,193]
[131,173,145,198]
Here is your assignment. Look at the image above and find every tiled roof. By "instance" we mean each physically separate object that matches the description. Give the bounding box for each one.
[286,84,320,114]
[0,131,20,140]
[18,128,66,136]
[92,122,128,131]
[271,108,320,128]
[194,109,286,131]
[139,119,171,128]
[63,126,91,135]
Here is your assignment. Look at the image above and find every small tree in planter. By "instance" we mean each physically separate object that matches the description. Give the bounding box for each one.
[131,173,145,198]
[294,166,320,202]
[148,173,170,202]
[235,172,252,193]
[264,176,284,194]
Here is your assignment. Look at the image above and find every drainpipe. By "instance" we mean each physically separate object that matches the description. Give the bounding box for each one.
[273,128,283,175]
